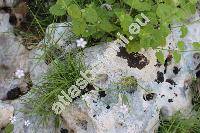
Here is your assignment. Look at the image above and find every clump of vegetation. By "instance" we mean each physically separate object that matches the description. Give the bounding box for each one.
[49,0,197,63]
[158,112,200,133]
[158,78,200,133]
[23,51,85,123]
[119,76,138,88]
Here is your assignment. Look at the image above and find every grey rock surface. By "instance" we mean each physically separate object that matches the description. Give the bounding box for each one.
[0,101,14,128]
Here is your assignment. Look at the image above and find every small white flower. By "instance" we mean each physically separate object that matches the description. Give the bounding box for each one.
[15,69,25,78]
[76,38,87,48]
[9,116,16,124]
[119,105,129,114]
[82,94,90,101]
[24,120,30,127]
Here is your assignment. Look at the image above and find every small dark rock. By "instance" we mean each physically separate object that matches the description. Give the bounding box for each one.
[169,87,173,90]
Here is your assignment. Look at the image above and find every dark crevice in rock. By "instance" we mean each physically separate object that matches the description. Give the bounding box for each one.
[98,91,107,98]
[166,79,177,86]
[60,128,69,133]
[196,70,200,78]
[106,105,110,109]
[0,7,12,13]
[77,120,88,130]
[6,87,23,100]
[168,99,173,103]
[117,47,149,69]
[143,93,156,101]
[9,14,17,26]
[164,55,173,74]
[154,60,162,67]
[155,71,164,84]
[173,66,181,75]
[75,84,95,100]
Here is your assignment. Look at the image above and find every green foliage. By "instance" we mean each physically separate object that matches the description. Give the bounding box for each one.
[119,76,138,88]
[192,42,200,50]
[180,26,188,38]
[156,51,165,64]
[177,41,185,51]
[158,112,200,133]
[4,123,14,133]
[173,50,181,63]
[23,51,85,123]
[50,0,197,55]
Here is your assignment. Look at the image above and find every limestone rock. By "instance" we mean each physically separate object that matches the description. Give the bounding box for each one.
[60,17,200,133]
[0,33,29,100]
[0,102,14,128]
[0,0,19,7]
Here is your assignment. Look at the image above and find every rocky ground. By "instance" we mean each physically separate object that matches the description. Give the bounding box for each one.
[1,0,200,133]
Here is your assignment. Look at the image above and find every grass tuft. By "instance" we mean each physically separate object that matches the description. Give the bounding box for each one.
[22,51,86,124]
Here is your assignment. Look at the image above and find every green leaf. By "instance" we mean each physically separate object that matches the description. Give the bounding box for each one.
[106,0,115,4]
[123,0,152,11]
[72,18,86,35]
[5,123,14,133]
[82,5,98,23]
[99,20,115,32]
[180,26,188,38]
[57,0,72,9]
[173,50,181,63]
[189,0,197,4]
[49,4,66,16]
[67,4,81,18]
[115,10,133,35]
[156,4,174,22]
[82,25,97,37]
[156,51,165,64]
[192,42,200,49]
[177,41,185,50]
[126,40,141,53]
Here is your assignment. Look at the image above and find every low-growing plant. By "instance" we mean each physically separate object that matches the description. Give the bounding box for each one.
[158,112,200,133]
[23,51,86,123]
[50,0,198,63]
